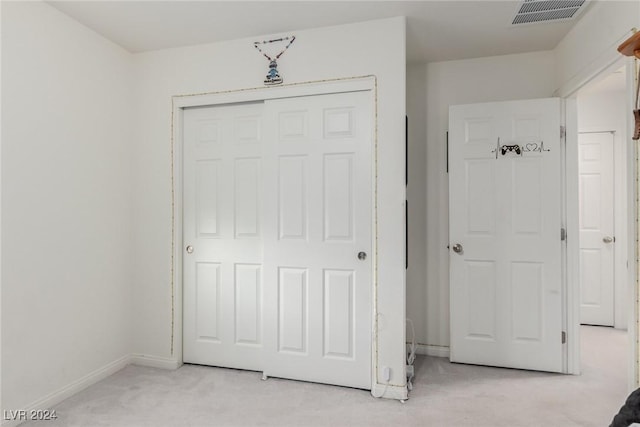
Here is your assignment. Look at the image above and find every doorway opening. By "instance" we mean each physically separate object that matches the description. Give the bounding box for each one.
[577,66,629,330]
[575,64,632,391]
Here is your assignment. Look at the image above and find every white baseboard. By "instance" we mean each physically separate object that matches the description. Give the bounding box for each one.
[1,355,131,427]
[416,343,450,358]
[130,354,181,370]
[370,383,408,401]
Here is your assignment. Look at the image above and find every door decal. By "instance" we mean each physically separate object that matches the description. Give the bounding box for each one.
[492,141,551,157]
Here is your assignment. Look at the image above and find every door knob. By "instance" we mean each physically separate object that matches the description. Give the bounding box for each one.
[452,243,463,254]
[357,251,367,260]
[186,245,194,254]
[603,236,614,244]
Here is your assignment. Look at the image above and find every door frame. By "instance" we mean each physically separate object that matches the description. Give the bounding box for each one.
[556,31,638,386]
[170,76,384,391]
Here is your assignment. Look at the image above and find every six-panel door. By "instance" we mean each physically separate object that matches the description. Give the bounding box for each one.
[449,98,564,373]
[261,92,372,389]
[183,102,266,371]
[578,131,615,326]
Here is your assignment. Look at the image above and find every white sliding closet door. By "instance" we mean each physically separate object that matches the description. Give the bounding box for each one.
[262,91,372,389]
[182,102,266,372]
[182,91,373,389]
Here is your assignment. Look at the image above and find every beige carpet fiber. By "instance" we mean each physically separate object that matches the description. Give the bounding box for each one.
[20,326,628,427]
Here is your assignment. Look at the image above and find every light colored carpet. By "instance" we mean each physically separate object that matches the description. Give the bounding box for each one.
[20,326,628,427]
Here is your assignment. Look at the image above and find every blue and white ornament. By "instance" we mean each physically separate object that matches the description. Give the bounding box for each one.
[254,36,295,86]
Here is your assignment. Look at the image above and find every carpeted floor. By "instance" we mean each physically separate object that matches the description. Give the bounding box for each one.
[20,326,628,427]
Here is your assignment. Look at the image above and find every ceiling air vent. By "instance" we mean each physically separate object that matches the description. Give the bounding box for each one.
[512,0,587,25]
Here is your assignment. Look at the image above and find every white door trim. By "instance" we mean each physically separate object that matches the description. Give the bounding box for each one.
[554,30,636,99]
[564,98,580,375]
[624,58,638,391]
[171,76,383,391]
[173,77,376,110]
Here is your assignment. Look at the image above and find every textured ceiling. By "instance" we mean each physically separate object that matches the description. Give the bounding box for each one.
[47,1,590,63]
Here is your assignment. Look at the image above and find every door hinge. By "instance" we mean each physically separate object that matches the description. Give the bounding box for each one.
[560,125,566,139]
[561,228,567,241]
[562,331,567,344]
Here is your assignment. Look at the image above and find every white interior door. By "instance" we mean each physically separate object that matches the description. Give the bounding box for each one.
[449,98,564,373]
[182,91,373,389]
[578,131,615,326]
[261,91,372,389]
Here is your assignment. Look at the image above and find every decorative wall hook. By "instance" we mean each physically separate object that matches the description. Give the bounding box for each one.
[618,30,640,59]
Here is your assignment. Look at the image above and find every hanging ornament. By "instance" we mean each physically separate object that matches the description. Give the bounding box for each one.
[253,36,296,86]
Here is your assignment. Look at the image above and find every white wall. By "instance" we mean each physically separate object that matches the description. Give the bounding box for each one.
[577,83,628,330]
[420,51,556,349]
[1,1,133,414]
[131,17,407,393]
